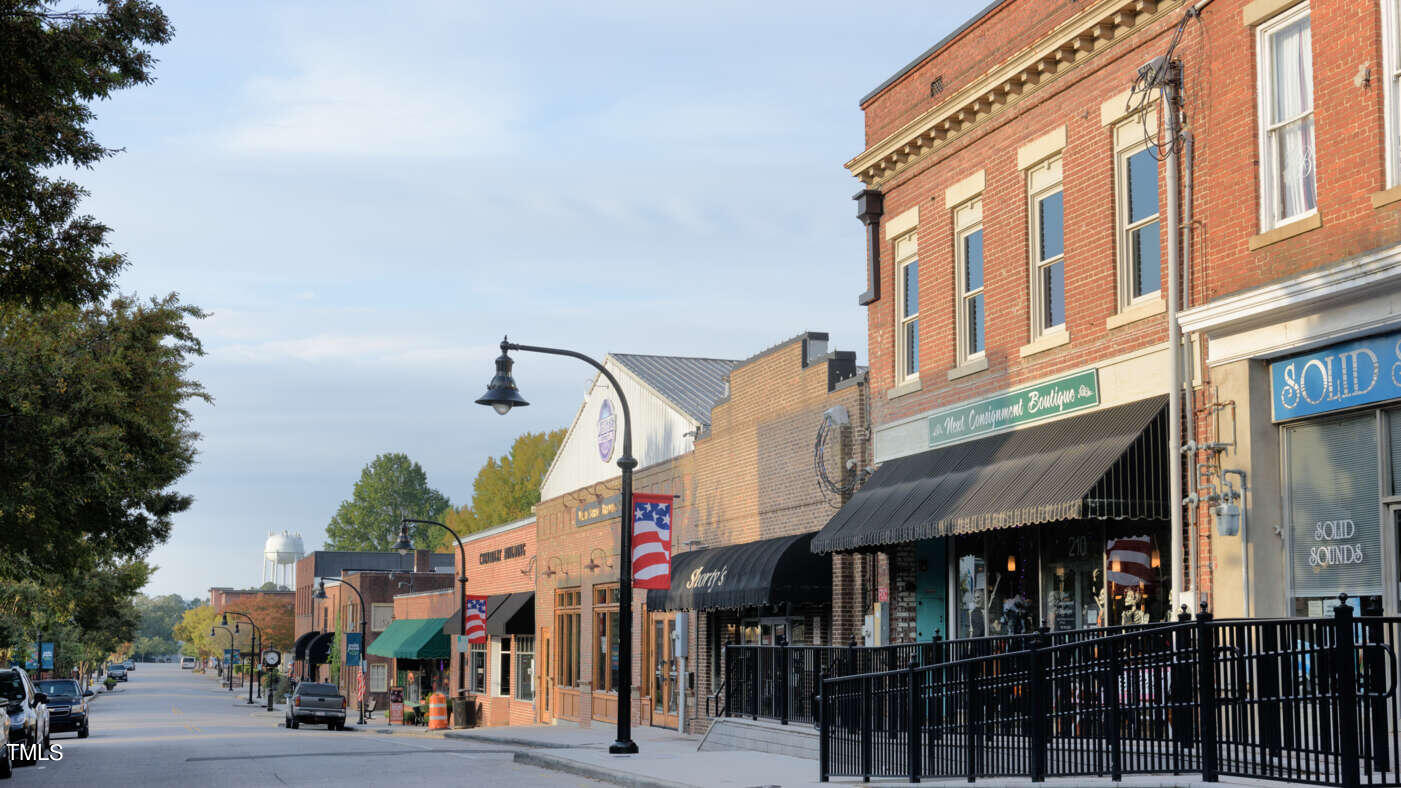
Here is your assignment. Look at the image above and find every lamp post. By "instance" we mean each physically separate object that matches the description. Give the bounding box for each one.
[210,626,235,692]
[224,612,262,705]
[315,577,368,726]
[475,336,639,755]
[394,517,468,699]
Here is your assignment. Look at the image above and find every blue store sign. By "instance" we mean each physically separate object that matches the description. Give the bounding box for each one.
[1271,329,1401,421]
[345,632,362,667]
[40,642,54,670]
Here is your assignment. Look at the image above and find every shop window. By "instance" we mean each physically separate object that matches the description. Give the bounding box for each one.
[469,643,486,694]
[1388,408,1401,495]
[555,589,581,687]
[515,636,535,702]
[491,636,511,697]
[1285,413,1383,610]
[1256,3,1316,230]
[593,584,619,693]
[368,663,388,694]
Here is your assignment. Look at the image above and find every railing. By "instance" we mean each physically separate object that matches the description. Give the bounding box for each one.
[818,598,1401,787]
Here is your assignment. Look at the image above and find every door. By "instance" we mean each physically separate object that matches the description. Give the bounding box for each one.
[649,614,678,728]
[539,626,553,724]
[916,538,948,640]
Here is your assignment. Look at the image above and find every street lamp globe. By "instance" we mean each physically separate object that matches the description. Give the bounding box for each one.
[392,522,414,555]
[313,581,326,601]
[475,340,529,415]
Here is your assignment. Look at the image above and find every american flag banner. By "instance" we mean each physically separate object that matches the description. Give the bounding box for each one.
[631,493,673,590]
[1107,535,1157,588]
[464,596,488,644]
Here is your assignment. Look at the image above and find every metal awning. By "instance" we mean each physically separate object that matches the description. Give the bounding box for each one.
[293,630,321,662]
[486,592,534,636]
[306,631,334,664]
[645,532,831,611]
[811,396,1169,553]
[366,617,451,660]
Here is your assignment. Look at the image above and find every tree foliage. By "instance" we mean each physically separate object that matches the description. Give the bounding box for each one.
[440,429,564,546]
[324,453,451,551]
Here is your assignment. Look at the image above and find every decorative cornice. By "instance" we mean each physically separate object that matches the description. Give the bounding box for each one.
[1178,242,1401,335]
[846,0,1180,188]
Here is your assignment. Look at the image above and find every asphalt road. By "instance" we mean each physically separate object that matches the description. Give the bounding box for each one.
[14,662,597,787]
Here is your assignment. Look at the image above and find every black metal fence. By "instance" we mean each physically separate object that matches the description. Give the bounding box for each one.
[817,599,1401,786]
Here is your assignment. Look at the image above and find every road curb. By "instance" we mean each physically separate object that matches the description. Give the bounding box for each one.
[512,750,696,788]
[442,730,577,749]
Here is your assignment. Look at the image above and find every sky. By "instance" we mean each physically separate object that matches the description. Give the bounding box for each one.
[68,0,988,598]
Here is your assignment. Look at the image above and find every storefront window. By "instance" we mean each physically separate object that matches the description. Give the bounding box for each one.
[491,636,511,697]
[1042,529,1104,630]
[515,636,535,702]
[594,584,620,692]
[1104,526,1167,626]
[469,643,486,693]
[955,531,1038,638]
[555,589,581,687]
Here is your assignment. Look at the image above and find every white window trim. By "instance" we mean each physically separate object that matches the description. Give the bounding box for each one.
[953,199,985,368]
[894,232,920,384]
[1114,134,1162,310]
[1384,0,1401,188]
[490,636,511,698]
[514,635,535,702]
[368,663,388,694]
[469,643,487,694]
[1027,157,1067,340]
[1255,3,1316,231]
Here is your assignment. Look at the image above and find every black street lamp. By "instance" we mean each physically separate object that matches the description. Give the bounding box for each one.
[223,612,262,705]
[210,626,235,692]
[476,336,639,755]
[395,517,468,699]
[315,577,368,726]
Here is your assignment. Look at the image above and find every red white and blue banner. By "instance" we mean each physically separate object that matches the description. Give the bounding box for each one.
[632,493,673,590]
[464,596,488,644]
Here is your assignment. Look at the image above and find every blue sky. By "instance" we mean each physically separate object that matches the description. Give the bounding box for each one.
[71,0,986,598]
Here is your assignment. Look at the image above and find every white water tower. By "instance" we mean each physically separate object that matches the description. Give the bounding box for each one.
[261,530,304,588]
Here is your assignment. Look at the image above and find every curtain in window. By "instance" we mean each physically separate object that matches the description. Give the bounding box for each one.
[1270,15,1316,220]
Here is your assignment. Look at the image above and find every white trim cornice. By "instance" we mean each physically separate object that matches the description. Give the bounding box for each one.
[1178,242,1401,335]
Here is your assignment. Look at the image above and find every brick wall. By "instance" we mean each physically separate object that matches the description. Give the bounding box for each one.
[448,518,536,702]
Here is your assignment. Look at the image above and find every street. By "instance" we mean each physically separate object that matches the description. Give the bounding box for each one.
[16,663,599,787]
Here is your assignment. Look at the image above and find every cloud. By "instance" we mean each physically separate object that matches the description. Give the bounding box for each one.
[221,43,520,158]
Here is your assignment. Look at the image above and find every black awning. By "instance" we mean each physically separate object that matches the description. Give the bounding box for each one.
[444,606,462,636]
[306,631,334,665]
[293,630,320,662]
[811,396,1168,553]
[486,592,534,636]
[646,532,831,611]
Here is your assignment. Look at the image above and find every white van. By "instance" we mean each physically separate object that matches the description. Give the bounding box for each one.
[180,656,196,670]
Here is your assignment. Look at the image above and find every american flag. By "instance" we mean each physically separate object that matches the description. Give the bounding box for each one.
[464,596,488,644]
[1107,535,1157,588]
[631,494,673,590]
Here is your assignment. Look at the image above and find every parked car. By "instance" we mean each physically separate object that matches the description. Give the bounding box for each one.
[122,659,135,671]
[285,682,346,730]
[180,656,196,670]
[1,666,49,765]
[106,664,127,682]
[35,679,91,739]
[0,703,10,779]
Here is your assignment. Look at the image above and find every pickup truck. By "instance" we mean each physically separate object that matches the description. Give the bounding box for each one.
[285,682,346,730]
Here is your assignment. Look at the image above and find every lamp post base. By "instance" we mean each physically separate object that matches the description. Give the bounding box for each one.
[608,739,639,755]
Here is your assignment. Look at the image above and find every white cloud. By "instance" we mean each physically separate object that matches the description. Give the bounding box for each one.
[216,333,495,367]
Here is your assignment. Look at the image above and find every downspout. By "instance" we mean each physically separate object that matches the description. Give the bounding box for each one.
[855,190,885,306]
[1163,63,1187,613]
[1182,129,1199,612]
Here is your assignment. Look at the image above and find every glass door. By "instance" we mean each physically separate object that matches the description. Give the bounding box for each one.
[649,615,677,728]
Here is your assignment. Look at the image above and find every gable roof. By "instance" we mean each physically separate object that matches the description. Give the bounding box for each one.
[609,354,739,425]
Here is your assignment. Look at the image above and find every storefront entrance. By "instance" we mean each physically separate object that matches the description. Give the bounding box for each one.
[539,625,553,724]
[648,613,679,728]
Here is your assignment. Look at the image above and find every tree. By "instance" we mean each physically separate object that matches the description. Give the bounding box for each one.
[236,595,294,651]
[324,453,451,551]
[440,429,564,545]
[0,1,173,309]
[0,295,208,578]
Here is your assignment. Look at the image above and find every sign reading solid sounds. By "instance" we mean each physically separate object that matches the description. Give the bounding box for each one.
[926,370,1099,449]
[1271,330,1401,421]
[1308,518,1365,568]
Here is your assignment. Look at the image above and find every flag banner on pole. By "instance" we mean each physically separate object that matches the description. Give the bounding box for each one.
[464,596,488,644]
[632,493,673,590]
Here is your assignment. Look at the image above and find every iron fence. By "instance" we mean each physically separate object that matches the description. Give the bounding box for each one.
[817,598,1401,787]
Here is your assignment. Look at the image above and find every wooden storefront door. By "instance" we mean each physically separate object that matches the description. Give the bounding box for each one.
[539,625,553,724]
[648,613,678,729]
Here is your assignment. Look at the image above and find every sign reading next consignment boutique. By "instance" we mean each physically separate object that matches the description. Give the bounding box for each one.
[1270,328,1401,421]
[927,370,1099,449]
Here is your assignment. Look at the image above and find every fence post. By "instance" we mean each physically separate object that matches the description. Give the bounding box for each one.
[908,658,922,783]
[862,674,874,782]
[1029,627,1048,783]
[722,643,731,717]
[815,665,826,731]
[1107,637,1123,782]
[966,659,979,783]
[1196,604,1219,783]
[1334,595,1362,788]
[779,636,789,726]
[819,673,830,782]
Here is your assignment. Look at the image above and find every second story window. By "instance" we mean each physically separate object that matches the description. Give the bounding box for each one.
[1257,3,1315,229]
[1028,157,1065,337]
[1118,142,1161,304]
[895,233,919,382]
[954,200,985,365]
[1384,0,1401,187]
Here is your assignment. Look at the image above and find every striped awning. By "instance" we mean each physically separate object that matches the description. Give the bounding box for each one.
[811,396,1168,553]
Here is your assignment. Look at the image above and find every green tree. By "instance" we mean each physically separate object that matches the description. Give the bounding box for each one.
[0,1,172,309]
[441,429,564,543]
[324,453,451,551]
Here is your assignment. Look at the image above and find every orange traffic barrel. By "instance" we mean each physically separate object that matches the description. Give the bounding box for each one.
[428,692,448,730]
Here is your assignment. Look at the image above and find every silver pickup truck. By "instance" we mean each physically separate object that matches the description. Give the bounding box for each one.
[285,682,346,730]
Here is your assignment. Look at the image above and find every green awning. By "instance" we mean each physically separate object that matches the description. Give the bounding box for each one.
[366,617,450,660]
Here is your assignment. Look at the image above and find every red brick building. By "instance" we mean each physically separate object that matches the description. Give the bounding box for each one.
[208,587,293,618]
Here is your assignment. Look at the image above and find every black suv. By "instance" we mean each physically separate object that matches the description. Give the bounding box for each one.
[1,667,49,765]
[35,679,90,738]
